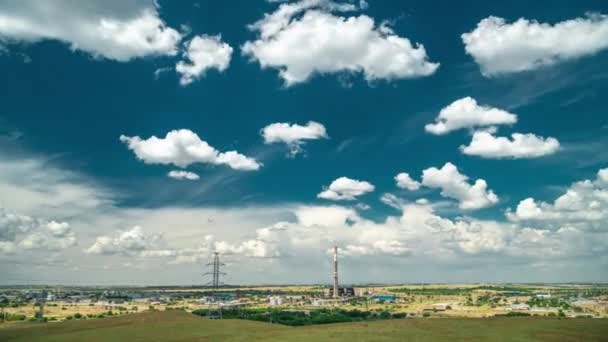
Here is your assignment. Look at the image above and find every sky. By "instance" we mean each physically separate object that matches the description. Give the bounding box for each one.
[0,0,607,285]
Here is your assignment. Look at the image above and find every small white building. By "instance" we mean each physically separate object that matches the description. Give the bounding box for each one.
[511,303,530,311]
[312,299,335,306]
[535,294,552,299]
[432,303,452,311]
[199,296,215,304]
[268,296,283,306]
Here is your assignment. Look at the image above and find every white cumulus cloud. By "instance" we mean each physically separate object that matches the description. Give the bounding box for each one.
[261,121,328,156]
[506,168,608,227]
[318,177,375,201]
[0,0,182,61]
[422,162,498,210]
[120,129,261,171]
[425,97,517,135]
[242,0,438,86]
[176,35,233,86]
[461,130,560,159]
[394,172,420,191]
[86,226,162,256]
[462,14,608,76]
[0,208,75,253]
[167,170,200,180]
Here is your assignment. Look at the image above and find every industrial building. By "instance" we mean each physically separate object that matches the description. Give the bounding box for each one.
[325,244,355,298]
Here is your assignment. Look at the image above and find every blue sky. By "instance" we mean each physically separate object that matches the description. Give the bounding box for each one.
[0,0,607,285]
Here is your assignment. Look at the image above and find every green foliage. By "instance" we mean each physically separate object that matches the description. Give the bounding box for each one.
[390,288,472,295]
[390,285,537,296]
[527,297,569,309]
[495,311,531,317]
[74,313,82,319]
[6,314,27,321]
[191,308,404,326]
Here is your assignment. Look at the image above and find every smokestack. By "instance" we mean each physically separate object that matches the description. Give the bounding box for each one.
[333,244,339,298]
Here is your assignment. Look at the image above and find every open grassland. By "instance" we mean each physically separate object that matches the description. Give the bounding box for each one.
[1,310,607,342]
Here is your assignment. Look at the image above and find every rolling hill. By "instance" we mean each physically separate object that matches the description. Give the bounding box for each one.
[0,310,606,341]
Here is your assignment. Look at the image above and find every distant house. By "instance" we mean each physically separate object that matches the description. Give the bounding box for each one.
[268,296,283,306]
[312,299,336,306]
[571,299,597,306]
[535,294,552,299]
[354,288,370,297]
[372,294,396,303]
[432,303,452,311]
[511,303,530,311]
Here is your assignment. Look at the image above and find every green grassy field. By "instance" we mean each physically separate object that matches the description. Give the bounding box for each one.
[1,310,607,342]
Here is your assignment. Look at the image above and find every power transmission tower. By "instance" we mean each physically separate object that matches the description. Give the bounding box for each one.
[204,252,226,291]
[203,252,226,319]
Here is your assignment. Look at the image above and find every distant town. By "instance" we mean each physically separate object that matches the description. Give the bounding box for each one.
[2,247,607,324]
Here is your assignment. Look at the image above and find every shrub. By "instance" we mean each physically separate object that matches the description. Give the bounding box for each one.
[495,311,531,317]
[422,312,431,317]
[74,313,82,319]
[5,314,27,322]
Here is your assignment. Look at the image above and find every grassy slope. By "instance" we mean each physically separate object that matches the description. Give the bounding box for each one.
[1,310,607,342]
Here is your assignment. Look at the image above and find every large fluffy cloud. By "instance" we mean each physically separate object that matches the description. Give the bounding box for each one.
[425,97,517,135]
[176,35,233,86]
[507,168,608,228]
[2,145,606,283]
[156,202,603,263]
[0,0,182,61]
[461,129,560,159]
[261,121,328,156]
[86,226,162,256]
[120,129,261,171]
[317,176,375,201]
[242,0,438,86]
[0,208,76,254]
[422,162,498,210]
[462,14,608,76]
